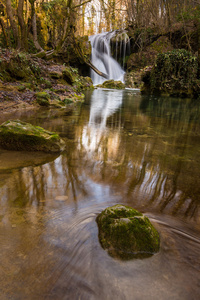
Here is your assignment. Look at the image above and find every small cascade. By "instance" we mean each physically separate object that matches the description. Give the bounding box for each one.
[89,31,130,85]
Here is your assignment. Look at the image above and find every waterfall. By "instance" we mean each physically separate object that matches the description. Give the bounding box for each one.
[89,31,129,85]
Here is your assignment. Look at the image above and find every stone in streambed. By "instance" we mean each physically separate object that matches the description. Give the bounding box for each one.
[97,80,125,89]
[0,120,65,153]
[96,204,160,260]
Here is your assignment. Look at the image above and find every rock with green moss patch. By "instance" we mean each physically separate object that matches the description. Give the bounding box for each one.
[96,204,160,260]
[18,85,26,92]
[50,98,66,108]
[0,120,65,153]
[36,92,50,106]
[62,67,76,85]
[49,71,63,79]
[97,80,125,89]
[80,76,94,89]
[141,49,198,97]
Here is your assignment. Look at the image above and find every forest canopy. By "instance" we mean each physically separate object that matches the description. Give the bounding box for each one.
[0,0,199,52]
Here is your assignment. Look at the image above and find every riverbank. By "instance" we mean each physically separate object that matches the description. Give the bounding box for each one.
[0,49,93,113]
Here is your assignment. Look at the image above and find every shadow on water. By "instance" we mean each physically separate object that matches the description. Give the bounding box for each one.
[0,89,200,299]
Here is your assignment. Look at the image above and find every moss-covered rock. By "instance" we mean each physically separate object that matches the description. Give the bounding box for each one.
[62,67,76,85]
[17,85,26,92]
[0,120,65,153]
[96,204,160,260]
[0,52,41,82]
[36,92,50,106]
[79,76,94,89]
[49,70,63,79]
[63,93,85,104]
[141,49,198,97]
[97,80,125,89]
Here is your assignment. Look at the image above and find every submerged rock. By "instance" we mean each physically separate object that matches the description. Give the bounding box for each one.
[0,120,65,153]
[97,80,125,89]
[96,204,160,260]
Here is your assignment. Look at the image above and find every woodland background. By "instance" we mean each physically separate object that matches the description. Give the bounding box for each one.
[0,0,199,54]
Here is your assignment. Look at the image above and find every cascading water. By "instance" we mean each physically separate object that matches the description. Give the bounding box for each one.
[89,31,129,85]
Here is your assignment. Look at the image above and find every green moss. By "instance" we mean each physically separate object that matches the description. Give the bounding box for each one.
[7,60,30,79]
[36,98,50,106]
[97,80,125,89]
[79,76,94,89]
[50,98,66,108]
[96,204,160,260]
[64,98,74,104]
[62,67,76,84]
[23,82,32,89]
[43,79,52,88]
[142,49,198,97]
[36,92,50,106]
[49,71,63,79]
[18,85,26,92]
[35,92,50,100]
[0,120,65,153]
[150,36,173,53]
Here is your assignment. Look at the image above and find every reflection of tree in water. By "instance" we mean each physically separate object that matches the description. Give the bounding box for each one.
[1,92,200,222]
[79,93,200,221]
[125,96,200,219]
[0,105,88,212]
[2,152,88,212]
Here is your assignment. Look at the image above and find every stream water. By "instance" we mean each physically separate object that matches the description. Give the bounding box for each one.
[0,89,200,299]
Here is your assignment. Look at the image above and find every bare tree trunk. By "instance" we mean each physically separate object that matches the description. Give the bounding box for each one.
[163,0,171,27]
[112,1,116,29]
[0,17,9,47]
[6,0,20,48]
[29,0,44,51]
[17,0,28,50]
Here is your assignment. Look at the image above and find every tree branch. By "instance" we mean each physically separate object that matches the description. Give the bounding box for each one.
[73,0,91,9]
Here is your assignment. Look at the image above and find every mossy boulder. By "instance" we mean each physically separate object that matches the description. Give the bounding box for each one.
[0,120,65,153]
[50,98,66,108]
[97,80,125,89]
[141,49,198,97]
[96,204,160,260]
[62,67,76,84]
[0,52,41,82]
[79,76,94,89]
[18,85,26,92]
[36,92,50,106]
[49,70,63,79]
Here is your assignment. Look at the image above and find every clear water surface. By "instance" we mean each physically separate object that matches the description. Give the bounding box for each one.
[0,89,200,300]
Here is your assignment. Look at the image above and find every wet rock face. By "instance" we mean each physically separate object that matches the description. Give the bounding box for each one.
[0,120,65,153]
[96,204,160,260]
